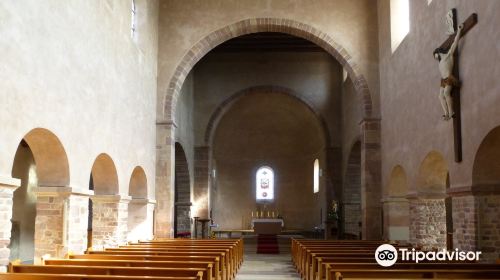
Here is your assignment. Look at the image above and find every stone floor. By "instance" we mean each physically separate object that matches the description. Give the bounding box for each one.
[235,235,302,280]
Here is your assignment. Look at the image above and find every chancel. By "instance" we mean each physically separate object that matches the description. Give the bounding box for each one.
[0,1,499,279]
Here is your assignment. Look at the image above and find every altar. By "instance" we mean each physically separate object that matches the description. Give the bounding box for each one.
[251,218,284,235]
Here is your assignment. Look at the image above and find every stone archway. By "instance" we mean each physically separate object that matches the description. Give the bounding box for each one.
[469,125,500,261]
[410,151,449,250]
[128,166,154,242]
[90,153,128,249]
[7,128,72,264]
[155,18,381,238]
[383,165,410,241]
[204,85,331,146]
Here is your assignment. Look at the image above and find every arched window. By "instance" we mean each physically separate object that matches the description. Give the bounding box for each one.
[313,159,320,193]
[390,0,410,52]
[256,166,274,201]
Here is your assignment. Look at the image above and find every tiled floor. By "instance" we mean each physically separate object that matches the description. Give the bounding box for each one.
[235,235,302,280]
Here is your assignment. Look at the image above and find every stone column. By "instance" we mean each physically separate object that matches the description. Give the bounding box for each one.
[359,118,382,239]
[381,196,410,241]
[0,177,20,272]
[155,122,176,238]
[408,194,447,250]
[448,186,500,262]
[128,198,156,242]
[91,195,131,249]
[32,186,92,262]
[193,146,209,219]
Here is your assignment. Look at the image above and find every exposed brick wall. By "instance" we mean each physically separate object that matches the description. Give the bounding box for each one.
[410,199,446,250]
[91,196,129,249]
[155,123,175,238]
[477,194,500,262]
[343,141,361,237]
[34,195,65,259]
[175,143,191,235]
[360,119,382,239]
[66,195,89,254]
[0,183,19,272]
[452,195,478,251]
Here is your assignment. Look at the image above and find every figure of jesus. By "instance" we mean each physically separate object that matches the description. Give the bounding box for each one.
[433,24,463,121]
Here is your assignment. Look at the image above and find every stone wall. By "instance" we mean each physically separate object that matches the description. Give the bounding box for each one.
[0,179,20,272]
[477,195,500,262]
[452,195,477,251]
[410,199,447,250]
[91,196,130,249]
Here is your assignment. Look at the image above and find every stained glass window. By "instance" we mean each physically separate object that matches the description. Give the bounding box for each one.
[256,166,274,201]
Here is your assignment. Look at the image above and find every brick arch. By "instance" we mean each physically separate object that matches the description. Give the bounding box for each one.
[204,85,331,146]
[161,18,373,122]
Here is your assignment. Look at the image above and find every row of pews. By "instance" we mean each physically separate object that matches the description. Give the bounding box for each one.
[1,238,243,280]
[291,239,500,280]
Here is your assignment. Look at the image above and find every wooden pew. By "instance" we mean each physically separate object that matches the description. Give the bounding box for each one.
[86,250,230,280]
[8,264,207,280]
[328,268,500,280]
[119,244,240,272]
[0,273,198,280]
[67,254,222,280]
[45,259,217,280]
[319,263,500,280]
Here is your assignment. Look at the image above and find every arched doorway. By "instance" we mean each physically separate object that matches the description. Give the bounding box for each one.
[9,128,70,262]
[155,18,381,239]
[384,165,409,241]
[128,166,152,241]
[174,143,191,237]
[89,153,123,248]
[471,125,500,262]
[412,151,449,250]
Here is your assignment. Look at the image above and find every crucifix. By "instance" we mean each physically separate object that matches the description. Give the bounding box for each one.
[433,8,477,162]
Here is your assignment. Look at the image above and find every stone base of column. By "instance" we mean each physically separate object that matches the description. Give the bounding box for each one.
[0,176,21,272]
[409,196,446,250]
[128,198,156,242]
[91,195,131,249]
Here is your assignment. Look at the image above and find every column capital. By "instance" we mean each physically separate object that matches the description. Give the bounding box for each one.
[156,120,178,128]
[91,194,132,203]
[0,175,20,191]
[381,196,409,203]
[129,198,156,204]
[32,186,93,197]
[406,191,447,200]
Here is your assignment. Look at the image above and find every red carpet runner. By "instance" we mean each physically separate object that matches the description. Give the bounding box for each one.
[256,234,280,254]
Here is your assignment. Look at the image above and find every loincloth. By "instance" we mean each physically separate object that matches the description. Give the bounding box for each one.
[440,75,460,88]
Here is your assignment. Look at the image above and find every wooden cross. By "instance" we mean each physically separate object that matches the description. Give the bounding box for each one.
[436,9,477,162]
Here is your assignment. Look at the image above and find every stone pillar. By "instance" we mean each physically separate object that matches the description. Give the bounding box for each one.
[128,198,156,242]
[193,146,209,219]
[408,194,447,250]
[448,186,500,262]
[359,118,382,239]
[155,122,176,238]
[32,186,91,262]
[0,177,20,272]
[91,195,130,249]
[381,196,409,241]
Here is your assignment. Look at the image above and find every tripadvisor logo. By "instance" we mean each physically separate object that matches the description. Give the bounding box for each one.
[374,244,482,267]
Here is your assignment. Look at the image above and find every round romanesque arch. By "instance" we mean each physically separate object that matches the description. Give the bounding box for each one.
[204,85,331,146]
[161,18,374,122]
[90,153,119,195]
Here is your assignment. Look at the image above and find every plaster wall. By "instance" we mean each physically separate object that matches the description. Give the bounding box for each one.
[157,0,380,120]
[193,51,342,147]
[378,0,500,191]
[212,92,326,230]
[0,0,158,197]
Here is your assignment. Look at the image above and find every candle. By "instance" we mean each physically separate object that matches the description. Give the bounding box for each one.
[272,211,275,218]
[251,211,254,217]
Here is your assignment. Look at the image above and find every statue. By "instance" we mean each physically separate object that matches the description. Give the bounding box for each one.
[433,24,463,121]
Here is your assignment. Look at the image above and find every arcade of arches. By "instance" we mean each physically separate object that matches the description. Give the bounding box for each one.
[0,0,499,269]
